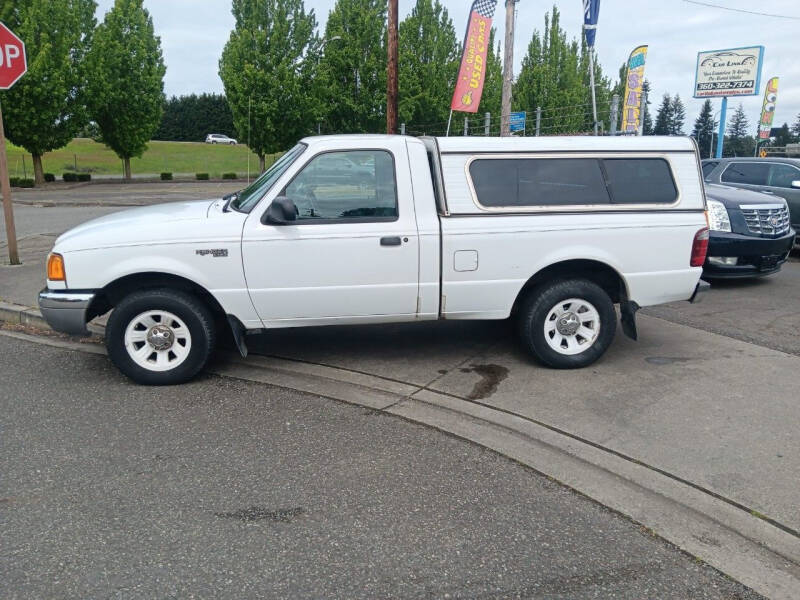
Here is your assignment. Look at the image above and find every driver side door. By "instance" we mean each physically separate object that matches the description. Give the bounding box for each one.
[241,148,421,327]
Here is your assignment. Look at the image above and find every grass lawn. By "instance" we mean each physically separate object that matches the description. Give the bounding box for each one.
[6,138,281,179]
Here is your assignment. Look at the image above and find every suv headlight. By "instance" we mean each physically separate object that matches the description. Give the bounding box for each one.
[707,199,731,232]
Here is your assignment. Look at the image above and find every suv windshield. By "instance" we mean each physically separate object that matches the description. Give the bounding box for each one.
[230,143,307,213]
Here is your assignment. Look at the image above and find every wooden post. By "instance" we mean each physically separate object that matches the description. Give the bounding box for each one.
[0,101,20,265]
[386,0,399,134]
[500,0,515,136]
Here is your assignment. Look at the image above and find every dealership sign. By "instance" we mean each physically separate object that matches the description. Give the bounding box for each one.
[693,45,763,98]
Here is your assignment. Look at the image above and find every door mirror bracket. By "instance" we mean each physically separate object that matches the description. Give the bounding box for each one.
[262,196,298,225]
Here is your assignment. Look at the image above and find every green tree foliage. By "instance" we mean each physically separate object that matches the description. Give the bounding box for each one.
[772,122,794,148]
[691,99,716,158]
[318,0,387,134]
[653,93,672,135]
[513,6,611,135]
[791,113,800,141]
[725,103,753,156]
[478,29,503,130]
[1,0,95,184]
[397,0,458,130]
[671,94,686,136]
[86,0,166,179]
[154,94,237,142]
[219,0,318,170]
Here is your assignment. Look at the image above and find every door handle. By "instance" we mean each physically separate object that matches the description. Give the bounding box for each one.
[380,236,402,246]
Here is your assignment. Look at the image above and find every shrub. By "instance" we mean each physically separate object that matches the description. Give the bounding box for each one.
[222,172,237,180]
[196,172,209,180]
[78,173,91,182]
[9,177,18,186]
[44,173,56,182]
[11,177,34,188]
[63,172,78,182]
[160,172,173,181]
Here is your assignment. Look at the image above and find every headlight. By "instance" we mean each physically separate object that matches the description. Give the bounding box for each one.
[706,199,731,232]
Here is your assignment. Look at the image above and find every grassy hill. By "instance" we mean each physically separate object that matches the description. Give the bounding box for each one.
[6,138,278,179]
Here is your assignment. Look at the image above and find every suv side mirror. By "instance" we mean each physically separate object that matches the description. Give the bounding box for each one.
[792,180,800,189]
[262,196,298,225]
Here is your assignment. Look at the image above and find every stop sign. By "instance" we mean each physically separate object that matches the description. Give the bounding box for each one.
[0,22,26,90]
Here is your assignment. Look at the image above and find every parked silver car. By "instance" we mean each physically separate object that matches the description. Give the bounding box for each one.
[702,157,800,235]
[205,133,237,145]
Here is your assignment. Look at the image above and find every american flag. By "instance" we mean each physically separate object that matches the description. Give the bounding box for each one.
[471,0,498,19]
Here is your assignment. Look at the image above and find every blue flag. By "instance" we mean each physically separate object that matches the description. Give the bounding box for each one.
[582,0,600,48]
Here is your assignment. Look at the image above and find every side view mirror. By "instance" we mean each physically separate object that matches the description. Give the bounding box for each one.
[791,180,800,190]
[262,196,298,225]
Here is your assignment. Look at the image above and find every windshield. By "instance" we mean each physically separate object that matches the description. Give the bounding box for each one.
[231,143,307,212]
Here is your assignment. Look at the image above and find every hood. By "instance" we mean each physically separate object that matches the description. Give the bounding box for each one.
[54,199,237,252]
[704,183,785,209]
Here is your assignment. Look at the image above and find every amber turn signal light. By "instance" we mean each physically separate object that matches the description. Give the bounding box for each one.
[47,253,66,281]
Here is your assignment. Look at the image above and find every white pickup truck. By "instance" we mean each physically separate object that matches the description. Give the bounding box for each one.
[39,135,709,384]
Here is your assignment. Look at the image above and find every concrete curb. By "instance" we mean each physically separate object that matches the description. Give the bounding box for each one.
[2,313,799,598]
[0,301,51,330]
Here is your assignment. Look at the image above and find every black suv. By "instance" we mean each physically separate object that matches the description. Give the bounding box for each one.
[700,181,795,279]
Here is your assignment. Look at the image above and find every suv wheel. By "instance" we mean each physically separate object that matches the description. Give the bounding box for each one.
[518,279,616,369]
[106,289,216,385]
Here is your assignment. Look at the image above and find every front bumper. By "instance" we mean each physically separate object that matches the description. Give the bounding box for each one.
[702,229,795,279]
[38,289,96,335]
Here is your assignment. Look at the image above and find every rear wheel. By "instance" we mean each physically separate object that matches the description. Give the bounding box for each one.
[106,289,216,385]
[517,279,616,369]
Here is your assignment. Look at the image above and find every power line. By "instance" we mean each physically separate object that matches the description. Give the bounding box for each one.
[681,0,800,20]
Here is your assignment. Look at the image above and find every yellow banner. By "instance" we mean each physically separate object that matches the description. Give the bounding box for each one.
[621,45,648,134]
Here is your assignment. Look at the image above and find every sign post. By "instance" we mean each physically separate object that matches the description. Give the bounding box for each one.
[0,22,27,266]
[693,45,764,159]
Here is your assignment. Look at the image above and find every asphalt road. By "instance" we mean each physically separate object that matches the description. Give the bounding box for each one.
[0,335,761,599]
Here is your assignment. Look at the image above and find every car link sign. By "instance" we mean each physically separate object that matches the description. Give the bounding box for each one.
[693,46,763,98]
[0,22,26,89]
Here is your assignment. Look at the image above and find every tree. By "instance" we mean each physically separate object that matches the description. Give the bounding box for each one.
[1,0,95,184]
[154,94,237,142]
[773,123,793,148]
[653,93,672,135]
[86,0,166,179]
[725,103,753,156]
[791,113,800,141]
[220,0,318,170]
[478,29,503,130]
[641,81,653,135]
[691,99,716,159]
[318,0,387,134]
[670,94,686,136]
[514,6,610,135]
[397,0,458,131]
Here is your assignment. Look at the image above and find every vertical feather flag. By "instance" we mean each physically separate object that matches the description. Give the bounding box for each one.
[450,0,498,113]
[582,0,600,48]
[757,77,779,140]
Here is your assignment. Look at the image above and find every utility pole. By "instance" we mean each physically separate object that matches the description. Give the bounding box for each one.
[386,0,399,134]
[609,94,619,136]
[500,0,515,136]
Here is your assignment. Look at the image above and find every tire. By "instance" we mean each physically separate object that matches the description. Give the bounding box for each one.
[517,279,616,369]
[105,288,216,385]
[229,141,235,145]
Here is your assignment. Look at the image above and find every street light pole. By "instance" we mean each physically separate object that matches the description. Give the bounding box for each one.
[387,0,399,134]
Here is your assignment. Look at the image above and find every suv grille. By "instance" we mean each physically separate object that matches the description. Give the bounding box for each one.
[740,204,791,236]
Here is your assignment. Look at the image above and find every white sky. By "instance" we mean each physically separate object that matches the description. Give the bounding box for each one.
[95,0,800,132]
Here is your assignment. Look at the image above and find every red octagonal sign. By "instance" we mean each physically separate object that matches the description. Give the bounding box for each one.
[0,22,27,90]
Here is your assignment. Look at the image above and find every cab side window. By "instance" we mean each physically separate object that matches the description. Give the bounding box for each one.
[283,150,398,222]
[767,164,800,188]
[721,162,769,186]
[701,161,718,179]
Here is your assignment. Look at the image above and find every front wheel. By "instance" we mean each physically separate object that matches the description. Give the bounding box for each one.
[517,279,616,369]
[106,289,216,385]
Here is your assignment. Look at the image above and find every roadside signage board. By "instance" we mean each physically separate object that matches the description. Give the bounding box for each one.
[693,45,763,98]
[509,111,526,133]
[0,22,27,90]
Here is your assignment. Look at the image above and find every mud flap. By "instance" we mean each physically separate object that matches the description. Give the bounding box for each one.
[226,314,249,358]
[620,301,639,341]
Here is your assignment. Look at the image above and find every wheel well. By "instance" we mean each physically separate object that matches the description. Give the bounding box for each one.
[87,272,226,322]
[511,259,627,315]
